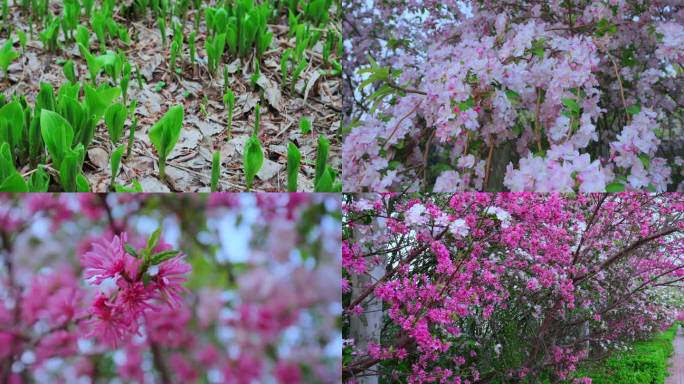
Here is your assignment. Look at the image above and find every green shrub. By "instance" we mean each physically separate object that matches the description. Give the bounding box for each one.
[571,326,677,384]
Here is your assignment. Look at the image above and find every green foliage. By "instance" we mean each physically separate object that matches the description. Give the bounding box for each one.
[40,109,74,169]
[205,33,226,75]
[28,166,49,192]
[39,17,61,52]
[606,182,625,192]
[104,102,127,144]
[189,31,197,63]
[114,179,143,192]
[313,134,340,192]
[157,16,167,46]
[243,134,263,191]
[302,0,331,26]
[253,103,261,135]
[76,25,90,48]
[314,133,328,186]
[0,101,24,155]
[62,0,80,40]
[0,142,28,192]
[110,145,124,188]
[121,60,132,104]
[211,150,220,191]
[224,89,235,138]
[59,144,86,191]
[0,38,20,81]
[570,326,677,384]
[286,141,300,192]
[84,84,121,124]
[595,18,618,37]
[149,105,183,180]
[63,60,77,83]
[300,117,311,134]
[127,115,137,158]
[206,0,273,62]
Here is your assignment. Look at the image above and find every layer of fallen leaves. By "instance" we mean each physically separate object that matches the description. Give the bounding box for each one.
[1,3,341,191]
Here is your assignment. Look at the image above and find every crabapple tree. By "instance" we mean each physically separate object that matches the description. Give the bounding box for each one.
[342,192,684,383]
[343,0,684,192]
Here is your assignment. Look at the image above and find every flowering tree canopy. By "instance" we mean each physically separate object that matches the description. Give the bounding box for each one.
[342,192,684,383]
[0,193,341,383]
[342,0,684,192]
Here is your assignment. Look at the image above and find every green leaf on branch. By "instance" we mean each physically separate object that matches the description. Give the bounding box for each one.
[124,243,139,258]
[638,153,650,169]
[626,104,641,116]
[606,182,625,192]
[595,19,617,37]
[150,250,180,265]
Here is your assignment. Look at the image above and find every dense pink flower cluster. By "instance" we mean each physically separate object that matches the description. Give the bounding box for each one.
[343,193,684,383]
[81,232,191,347]
[343,1,684,192]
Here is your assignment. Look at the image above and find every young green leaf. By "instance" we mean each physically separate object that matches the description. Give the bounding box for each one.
[148,105,184,180]
[59,144,85,192]
[300,117,311,135]
[254,103,260,135]
[110,145,125,188]
[0,142,28,192]
[314,134,329,187]
[286,141,300,192]
[36,82,56,112]
[211,150,220,192]
[84,84,121,123]
[114,179,143,192]
[224,89,234,138]
[189,31,197,64]
[63,60,77,83]
[605,182,625,192]
[76,25,90,48]
[104,102,127,144]
[76,173,90,192]
[314,165,336,192]
[0,39,20,81]
[40,109,75,169]
[0,101,24,153]
[28,166,50,192]
[243,134,263,191]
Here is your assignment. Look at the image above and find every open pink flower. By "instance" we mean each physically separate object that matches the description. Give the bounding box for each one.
[81,233,139,284]
[115,280,154,317]
[153,255,192,306]
[85,293,132,347]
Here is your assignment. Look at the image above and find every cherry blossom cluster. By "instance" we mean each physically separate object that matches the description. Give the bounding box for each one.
[343,192,684,383]
[0,193,341,383]
[343,1,684,192]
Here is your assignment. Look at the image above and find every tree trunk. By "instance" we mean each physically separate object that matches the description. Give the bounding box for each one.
[349,217,387,384]
[486,140,517,191]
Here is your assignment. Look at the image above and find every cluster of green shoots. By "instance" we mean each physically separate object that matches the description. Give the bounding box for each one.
[208,104,339,192]
[0,0,341,192]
